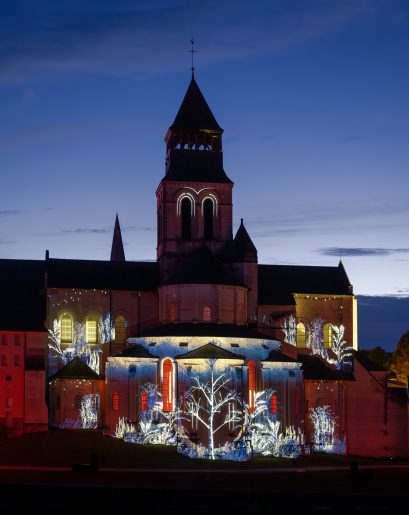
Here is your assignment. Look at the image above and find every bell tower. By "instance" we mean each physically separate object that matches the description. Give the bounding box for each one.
[156,75,234,280]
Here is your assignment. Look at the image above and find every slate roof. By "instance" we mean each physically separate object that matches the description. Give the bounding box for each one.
[262,349,298,363]
[47,258,159,291]
[0,259,46,331]
[115,344,157,359]
[49,357,102,380]
[176,342,245,360]
[299,354,353,381]
[258,262,353,305]
[164,150,232,183]
[140,323,271,340]
[171,77,222,132]
[164,246,243,287]
[222,219,257,262]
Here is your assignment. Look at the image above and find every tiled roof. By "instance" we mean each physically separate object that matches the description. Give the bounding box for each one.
[0,259,46,331]
[140,323,270,340]
[176,342,245,360]
[258,262,353,305]
[49,357,102,380]
[47,258,159,291]
[164,246,243,286]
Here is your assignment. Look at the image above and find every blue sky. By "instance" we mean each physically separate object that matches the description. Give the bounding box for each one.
[1,0,408,298]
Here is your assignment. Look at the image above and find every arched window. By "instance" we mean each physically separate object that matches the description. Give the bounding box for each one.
[114,316,127,344]
[141,391,148,412]
[323,323,332,349]
[271,394,278,415]
[169,304,176,322]
[60,314,73,343]
[112,392,119,411]
[74,394,82,410]
[296,322,306,348]
[162,359,174,412]
[181,197,192,240]
[86,317,97,344]
[248,361,256,413]
[202,306,212,322]
[203,198,214,240]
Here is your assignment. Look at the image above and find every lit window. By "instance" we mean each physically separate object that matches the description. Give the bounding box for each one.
[114,316,127,344]
[296,323,306,348]
[248,361,256,413]
[169,305,176,322]
[60,315,73,343]
[323,323,332,349]
[141,391,148,412]
[162,359,174,412]
[86,318,97,343]
[271,394,278,415]
[202,306,212,322]
[112,392,119,411]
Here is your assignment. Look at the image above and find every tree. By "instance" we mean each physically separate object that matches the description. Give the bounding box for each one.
[390,330,409,384]
[368,346,392,370]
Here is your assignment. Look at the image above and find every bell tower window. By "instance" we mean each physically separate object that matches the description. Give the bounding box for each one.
[181,197,192,240]
[203,198,214,240]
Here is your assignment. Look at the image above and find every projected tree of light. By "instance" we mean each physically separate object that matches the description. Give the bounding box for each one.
[48,314,113,375]
[113,362,303,461]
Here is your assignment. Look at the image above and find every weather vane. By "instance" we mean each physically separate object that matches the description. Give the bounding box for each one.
[188,38,197,77]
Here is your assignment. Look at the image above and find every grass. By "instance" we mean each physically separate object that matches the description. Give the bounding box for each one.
[0,429,385,470]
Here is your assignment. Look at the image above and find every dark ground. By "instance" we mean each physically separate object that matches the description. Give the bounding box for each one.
[1,430,409,514]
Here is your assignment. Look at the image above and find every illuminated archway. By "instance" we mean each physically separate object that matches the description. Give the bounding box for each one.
[162,359,174,412]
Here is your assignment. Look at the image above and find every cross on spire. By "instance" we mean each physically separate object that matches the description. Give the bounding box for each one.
[188,38,197,77]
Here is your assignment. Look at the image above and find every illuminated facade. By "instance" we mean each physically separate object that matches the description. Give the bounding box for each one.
[0,73,407,458]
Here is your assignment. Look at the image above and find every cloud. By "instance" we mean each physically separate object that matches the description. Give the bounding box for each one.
[60,228,109,234]
[318,247,409,257]
[0,239,17,245]
[0,209,26,216]
[0,0,400,81]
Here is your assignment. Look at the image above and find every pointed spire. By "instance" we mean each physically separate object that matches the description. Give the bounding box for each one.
[171,77,222,132]
[110,214,125,262]
[233,219,257,261]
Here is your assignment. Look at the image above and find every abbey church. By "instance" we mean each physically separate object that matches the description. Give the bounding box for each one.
[0,73,408,458]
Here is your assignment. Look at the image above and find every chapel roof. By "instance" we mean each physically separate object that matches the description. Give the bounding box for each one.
[176,342,245,360]
[49,357,102,381]
[258,262,353,305]
[299,354,353,381]
[164,245,244,287]
[0,259,46,331]
[140,323,271,340]
[115,344,157,359]
[262,349,298,363]
[46,258,159,291]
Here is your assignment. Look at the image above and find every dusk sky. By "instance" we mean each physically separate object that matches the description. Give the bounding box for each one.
[1,0,408,299]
